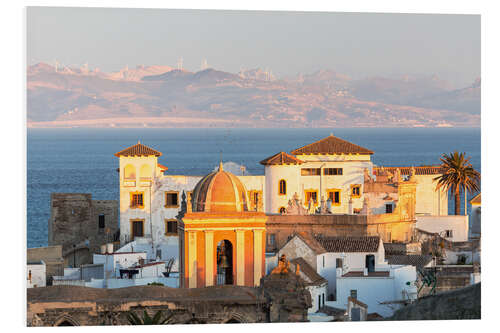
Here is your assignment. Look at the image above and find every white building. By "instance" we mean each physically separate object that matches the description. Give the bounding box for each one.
[416,215,469,242]
[52,244,178,288]
[274,233,417,317]
[470,193,481,238]
[27,261,46,288]
[113,135,447,286]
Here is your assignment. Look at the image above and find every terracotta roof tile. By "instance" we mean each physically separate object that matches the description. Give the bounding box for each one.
[290,257,327,286]
[260,151,304,165]
[284,233,326,255]
[157,163,168,171]
[373,166,444,176]
[314,235,380,253]
[114,142,162,157]
[470,193,481,205]
[386,255,433,269]
[290,134,373,155]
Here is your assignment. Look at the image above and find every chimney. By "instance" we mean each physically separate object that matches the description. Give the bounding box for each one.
[100,244,107,254]
[106,243,113,254]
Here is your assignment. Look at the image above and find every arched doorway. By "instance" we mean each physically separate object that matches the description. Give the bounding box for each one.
[216,240,233,285]
[57,320,74,326]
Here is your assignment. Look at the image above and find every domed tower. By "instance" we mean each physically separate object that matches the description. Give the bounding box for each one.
[179,162,266,289]
[191,162,249,212]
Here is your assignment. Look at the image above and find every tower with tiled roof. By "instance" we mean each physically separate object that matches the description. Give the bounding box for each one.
[115,141,165,244]
[260,151,304,214]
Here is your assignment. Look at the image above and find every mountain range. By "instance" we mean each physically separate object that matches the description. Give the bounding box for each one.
[27,63,480,128]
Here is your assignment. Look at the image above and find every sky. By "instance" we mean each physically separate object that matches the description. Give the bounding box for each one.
[27,7,480,87]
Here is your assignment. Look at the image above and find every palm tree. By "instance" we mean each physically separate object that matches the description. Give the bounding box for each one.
[127,310,173,325]
[434,151,480,215]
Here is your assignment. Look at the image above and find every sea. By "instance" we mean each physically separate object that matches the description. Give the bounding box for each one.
[27,127,481,249]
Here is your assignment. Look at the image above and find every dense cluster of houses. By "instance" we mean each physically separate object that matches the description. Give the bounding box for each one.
[28,134,482,320]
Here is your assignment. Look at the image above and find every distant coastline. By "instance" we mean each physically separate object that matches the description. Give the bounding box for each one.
[27,117,479,129]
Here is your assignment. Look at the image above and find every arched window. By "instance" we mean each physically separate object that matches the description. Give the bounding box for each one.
[279,179,287,195]
[139,164,152,179]
[279,207,286,214]
[124,164,136,180]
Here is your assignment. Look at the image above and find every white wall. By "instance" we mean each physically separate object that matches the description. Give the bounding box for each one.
[416,215,469,242]
[93,252,147,278]
[331,266,417,318]
[27,262,46,288]
[308,284,328,313]
[316,247,384,300]
[265,165,301,214]
[414,175,448,216]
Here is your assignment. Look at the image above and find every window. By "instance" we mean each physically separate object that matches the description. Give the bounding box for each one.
[305,190,318,205]
[350,289,357,300]
[279,207,286,214]
[98,214,105,229]
[322,255,325,268]
[254,192,260,209]
[336,258,343,268]
[385,203,393,213]
[130,192,144,209]
[445,230,453,238]
[327,189,341,206]
[387,232,392,242]
[131,220,144,240]
[165,219,178,235]
[323,168,343,175]
[165,191,179,208]
[301,168,321,176]
[351,184,361,198]
[268,233,276,246]
[279,179,287,195]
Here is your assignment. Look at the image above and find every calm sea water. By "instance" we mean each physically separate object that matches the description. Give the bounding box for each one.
[27,128,481,248]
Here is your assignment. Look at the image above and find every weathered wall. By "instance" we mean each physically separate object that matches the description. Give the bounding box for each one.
[27,277,311,326]
[48,193,118,266]
[389,283,480,320]
[27,245,64,285]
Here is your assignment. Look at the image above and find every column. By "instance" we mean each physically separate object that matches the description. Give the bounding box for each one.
[253,229,263,286]
[187,231,197,288]
[236,229,245,285]
[204,230,214,287]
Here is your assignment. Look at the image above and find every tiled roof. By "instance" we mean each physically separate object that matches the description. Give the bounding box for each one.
[283,232,327,255]
[373,166,444,176]
[470,193,481,205]
[386,255,433,269]
[114,142,162,157]
[383,243,407,255]
[341,271,390,277]
[314,236,380,253]
[158,163,168,171]
[260,151,304,165]
[290,257,327,286]
[290,134,374,155]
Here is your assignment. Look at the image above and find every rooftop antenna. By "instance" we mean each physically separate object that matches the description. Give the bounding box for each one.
[177,57,183,71]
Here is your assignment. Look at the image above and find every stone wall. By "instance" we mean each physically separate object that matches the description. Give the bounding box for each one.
[27,245,64,285]
[48,193,118,266]
[389,283,480,320]
[27,275,311,326]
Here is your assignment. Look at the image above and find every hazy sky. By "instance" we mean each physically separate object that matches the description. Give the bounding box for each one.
[27,7,480,87]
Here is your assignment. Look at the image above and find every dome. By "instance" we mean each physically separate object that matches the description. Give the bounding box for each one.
[191,162,249,212]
